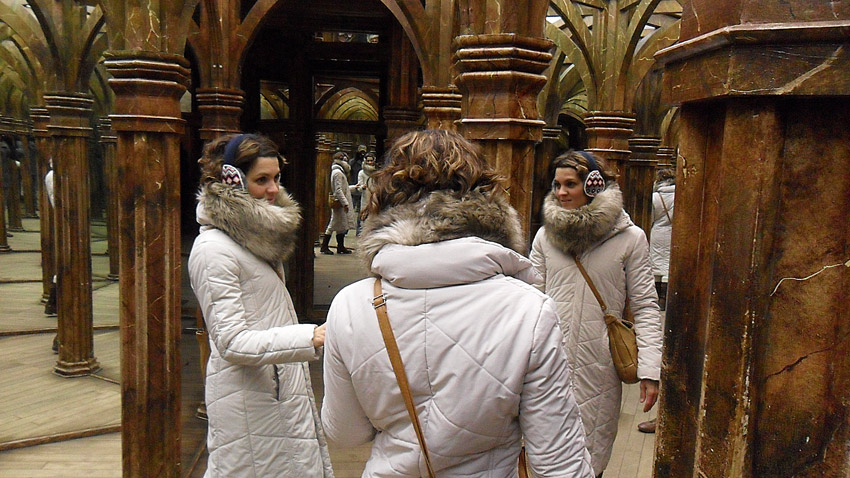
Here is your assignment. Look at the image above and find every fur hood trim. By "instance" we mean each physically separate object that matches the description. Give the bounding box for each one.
[358,189,525,271]
[542,183,627,257]
[196,182,302,264]
[332,159,350,176]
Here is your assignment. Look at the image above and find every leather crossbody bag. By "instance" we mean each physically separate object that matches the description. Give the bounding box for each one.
[572,258,640,384]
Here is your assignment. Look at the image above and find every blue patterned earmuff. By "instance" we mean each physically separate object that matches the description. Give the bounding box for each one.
[577,151,605,197]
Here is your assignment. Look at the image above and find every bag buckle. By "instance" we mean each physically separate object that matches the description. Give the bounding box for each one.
[372,293,387,309]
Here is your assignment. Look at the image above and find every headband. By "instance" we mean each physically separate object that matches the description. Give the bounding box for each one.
[576,150,601,173]
[223,134,250,166]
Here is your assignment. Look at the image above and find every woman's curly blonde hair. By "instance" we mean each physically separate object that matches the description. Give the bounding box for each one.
[367,130,505,216]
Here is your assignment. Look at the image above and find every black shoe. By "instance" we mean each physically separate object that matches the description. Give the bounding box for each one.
[337,248,353,254]
[320,248,334,255]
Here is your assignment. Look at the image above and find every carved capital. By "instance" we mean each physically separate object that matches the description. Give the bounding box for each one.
[44,93,94,138]
[196,88,245,140]
[421,86,462,130]
[29,107,50,137]
[657,146,677,168]
[104,52,190,133]
[628,136,662,163]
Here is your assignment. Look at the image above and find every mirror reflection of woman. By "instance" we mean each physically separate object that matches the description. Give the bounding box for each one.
[530,150,663,478]
[188,134,333,478]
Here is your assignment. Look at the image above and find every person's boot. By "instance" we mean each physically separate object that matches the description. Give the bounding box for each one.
[45,283,57,316]
[336,233,352,254]
[319,234,334,255]
[52,335,59,354]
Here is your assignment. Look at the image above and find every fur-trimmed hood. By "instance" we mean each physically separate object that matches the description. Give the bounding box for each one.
[542,183,631,257]
[196,182,301,264]
[332,159,350,177]
[358,189,525,272]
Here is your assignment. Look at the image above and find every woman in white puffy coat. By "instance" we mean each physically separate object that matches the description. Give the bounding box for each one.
[649,168,675,310]
[188,134,334,478]
[530,151,663,477]
[322,130,594,478]
[320,152,356,254]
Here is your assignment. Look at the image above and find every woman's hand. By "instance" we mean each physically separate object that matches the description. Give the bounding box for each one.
[312,324,326,348]
[640,379,659,412]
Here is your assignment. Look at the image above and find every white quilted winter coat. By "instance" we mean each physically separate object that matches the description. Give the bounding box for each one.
[326,160,355,233]
[322,190,594,478]
[189,182,334,478]
[649,182,675,281]
[530,185,663,476]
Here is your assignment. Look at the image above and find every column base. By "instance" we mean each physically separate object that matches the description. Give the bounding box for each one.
[54,358,101,377]
[0,245,11,253]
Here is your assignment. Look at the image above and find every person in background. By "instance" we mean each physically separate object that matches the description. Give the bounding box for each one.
[322,130,594,477]
[636,166,676,434]
[354,152,376,235]
[530,150,663,477]
[188,133,333,478]
[319,151,355,255]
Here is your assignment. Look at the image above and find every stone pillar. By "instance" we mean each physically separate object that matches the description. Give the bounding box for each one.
[98,118,119,281]
[421,85,462,131]
[31,106,53,298]
[455,34,553,237]
[196,88,244,140]
[0,147,9,252]
[531,126,562,237]
[314,135,332,244]
[15,122,38,218]
[654,3,850,476]
[626,136,660,234]
[104,51,188,477]
[2,120,24,232]
[44,93,99,377]
[584,111,636,190]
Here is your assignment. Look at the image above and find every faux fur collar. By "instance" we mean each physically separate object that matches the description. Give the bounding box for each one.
[358,189,525,271]
[542,183,627,257]
[332,159,350,176]
[196,182,301,264]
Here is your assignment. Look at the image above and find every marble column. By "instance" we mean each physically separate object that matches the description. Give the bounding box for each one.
[0,148,9,252]
[98,118,119,281]
[2,120,24,232]
[421,85,462,131]
[531,126,562,237]
[15,122,38,218]
[104,51,188,477]
[654,3,850,476]
[584,111,636,190]
[45,93,99,377]
[626,136,660,234]
[455,34,553,237]
[31,106,53,298]
[196,88,244,140]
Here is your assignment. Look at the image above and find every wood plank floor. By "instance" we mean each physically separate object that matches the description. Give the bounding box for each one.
[1,227,658,477]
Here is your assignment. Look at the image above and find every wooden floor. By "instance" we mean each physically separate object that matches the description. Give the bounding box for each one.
[0,224,658,477]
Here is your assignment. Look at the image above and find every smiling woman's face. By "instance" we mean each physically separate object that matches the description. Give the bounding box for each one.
[246,156,281,204]
[552,167,589,210]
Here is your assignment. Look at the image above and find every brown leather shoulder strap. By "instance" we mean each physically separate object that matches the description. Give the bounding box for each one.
[572,256,608,313]
[373,279,437,478]
[659,193,673,223]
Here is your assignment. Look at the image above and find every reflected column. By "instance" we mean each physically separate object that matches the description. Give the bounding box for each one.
[45,92,99,377]
[626,136,660,234]
[31,106,53,298]
[98,118,119,281]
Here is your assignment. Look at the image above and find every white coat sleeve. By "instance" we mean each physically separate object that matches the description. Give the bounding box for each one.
[520,298,594,478]
[624,228,663,380]
[321,296,377,447]
[191,240,320,366]
[529,228,547,292]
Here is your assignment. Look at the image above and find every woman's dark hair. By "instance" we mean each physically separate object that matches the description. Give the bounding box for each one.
[367,129,505,216]
[655,167,676,183]
[549,150,616,184]
[199,133,286,184]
